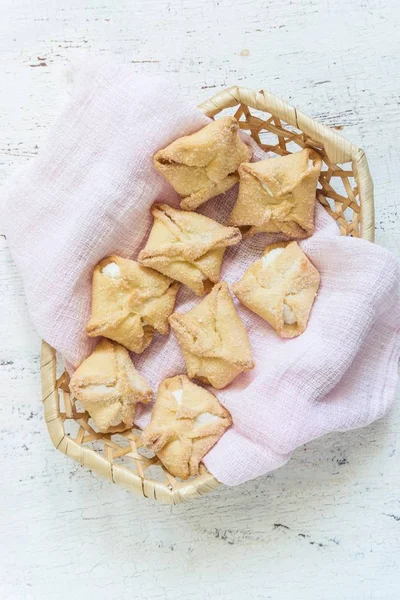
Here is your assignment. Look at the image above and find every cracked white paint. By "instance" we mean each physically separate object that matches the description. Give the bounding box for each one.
[0,0,400,598]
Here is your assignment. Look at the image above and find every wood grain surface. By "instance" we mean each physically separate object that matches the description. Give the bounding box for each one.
[1,1,399,598]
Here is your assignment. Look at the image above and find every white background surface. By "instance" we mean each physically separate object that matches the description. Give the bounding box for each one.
[1,1,400,599]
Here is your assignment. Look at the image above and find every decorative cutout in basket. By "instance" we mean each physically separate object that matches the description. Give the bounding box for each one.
[41,86,374,504]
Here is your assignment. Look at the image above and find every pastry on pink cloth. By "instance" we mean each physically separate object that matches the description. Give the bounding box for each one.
[2,59,400,486]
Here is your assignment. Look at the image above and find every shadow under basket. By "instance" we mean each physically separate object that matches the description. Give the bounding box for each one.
[41,86,375,504]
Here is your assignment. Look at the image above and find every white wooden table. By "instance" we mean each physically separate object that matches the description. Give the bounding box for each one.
[1,1,399,598]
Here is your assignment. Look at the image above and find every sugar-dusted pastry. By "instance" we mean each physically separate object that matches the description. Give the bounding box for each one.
[69,339,152,433]
[86,256,179,353]
[169,282,254,388]
[153,117,251,210]
[232,241,320,338]
[229,148,322,238]
[138,204,242,296]
[142,375,232,479]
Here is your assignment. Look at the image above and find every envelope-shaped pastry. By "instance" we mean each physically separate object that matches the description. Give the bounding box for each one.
[86,256,179,353]
[232,241,320,338]
[229,148,322,238]
[169,282,254,388]
[142,375,232,479]
[69,339,153,433]
[138,204,242,296]
[153,116,251,210]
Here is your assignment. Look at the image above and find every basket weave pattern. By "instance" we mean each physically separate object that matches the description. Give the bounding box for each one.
[41,86,374,504]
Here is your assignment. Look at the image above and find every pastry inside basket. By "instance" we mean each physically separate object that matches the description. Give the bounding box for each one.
[142,374,232,479]
[86,256,179,354]
[229,148,322,238]
[69,339,152,433]
[138,203,242,296]
[153,116,251,210]
[232,241,320,338]
[169,281,254,388]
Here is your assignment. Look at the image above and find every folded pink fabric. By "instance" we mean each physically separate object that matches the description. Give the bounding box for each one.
[3,60,399,486]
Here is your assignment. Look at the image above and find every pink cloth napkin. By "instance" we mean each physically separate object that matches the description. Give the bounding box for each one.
[3,60,400,486]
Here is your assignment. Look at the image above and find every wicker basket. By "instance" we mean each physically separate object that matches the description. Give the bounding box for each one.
[41,86,375,504]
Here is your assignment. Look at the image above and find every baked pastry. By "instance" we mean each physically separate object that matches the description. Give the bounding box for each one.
[69,339,152,432]
[232,241,320,338]
[169,281,254,388]
[229,148,322,238]
[153,116,251,210]
[138,204,242,296]
[86,256,179,353]
[142,375,232,479]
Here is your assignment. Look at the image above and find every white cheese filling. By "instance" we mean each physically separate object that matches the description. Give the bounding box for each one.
[261,181,274,196]
[261,249,297,325]
[283,303,297,324]
[89,384,112,394]
[195,412,220,425]
[261,247,284,267]
[110,410,122,426]
[101,262,121,278]
[172,389,183,407]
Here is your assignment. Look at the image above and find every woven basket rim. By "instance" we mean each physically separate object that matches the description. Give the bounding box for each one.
[198,85,374,242]
[41,85,375,503]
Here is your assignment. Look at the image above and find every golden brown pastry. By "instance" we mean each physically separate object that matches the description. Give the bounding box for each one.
[138,204,242,296]
[86,256,179,353]
[169,281,254,388]
[153,117,251,210]
[142,375,232,479]
[229,148,322,238]
[232,241,320,338]
[69,339,152,432]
